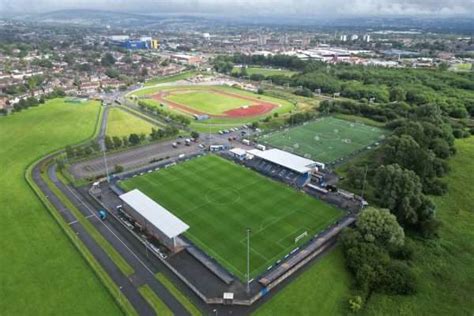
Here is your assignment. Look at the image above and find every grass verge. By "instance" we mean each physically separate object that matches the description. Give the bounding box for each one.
[138,284,173,316]
[254,247,351,315]
[155,273,202,316]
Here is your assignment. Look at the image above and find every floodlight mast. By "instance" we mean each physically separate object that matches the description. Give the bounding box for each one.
[246,227,251,294]
[102,146,110,182]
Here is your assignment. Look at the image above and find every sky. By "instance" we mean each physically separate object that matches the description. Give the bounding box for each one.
[1,0,473,17]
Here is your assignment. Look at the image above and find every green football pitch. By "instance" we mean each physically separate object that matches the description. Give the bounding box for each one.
[119,155,343,280]
[166,90,252,115]
[260,117,387,164]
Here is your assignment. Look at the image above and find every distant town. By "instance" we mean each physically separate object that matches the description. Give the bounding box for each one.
[0,16,472,113]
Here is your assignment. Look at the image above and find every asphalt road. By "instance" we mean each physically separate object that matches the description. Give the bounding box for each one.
[48,164,196,315]
[32,160,155,315]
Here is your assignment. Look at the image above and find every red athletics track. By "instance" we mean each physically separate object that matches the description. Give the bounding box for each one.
[151,89,278,118]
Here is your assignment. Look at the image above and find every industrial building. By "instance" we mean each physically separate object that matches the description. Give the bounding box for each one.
[111,37,159,50]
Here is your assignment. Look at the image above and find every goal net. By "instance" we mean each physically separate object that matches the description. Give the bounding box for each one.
[294,231,308,244]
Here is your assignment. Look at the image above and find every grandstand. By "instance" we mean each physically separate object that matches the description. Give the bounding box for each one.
[246,148,322,187]
[119,189,189,252]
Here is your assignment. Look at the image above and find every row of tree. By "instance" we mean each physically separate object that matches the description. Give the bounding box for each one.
[137,100,191,126]
[65,141,100,160]
[213,54,474,119]
[7,88,67,114]
[105,126,179,151]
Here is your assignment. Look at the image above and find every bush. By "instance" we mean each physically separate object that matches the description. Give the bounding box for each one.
[381,262,417,295]
[348,295,363,313]
[452,129,464,138]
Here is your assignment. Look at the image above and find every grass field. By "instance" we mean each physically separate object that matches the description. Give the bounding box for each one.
[120,155,343,280]
[166,90,251,115]
[260,117,387,163]
[233,67,298,77]
[0,99,121,315]
[254,247,351,315]
[106,107,156,137]
[449,63,472,72]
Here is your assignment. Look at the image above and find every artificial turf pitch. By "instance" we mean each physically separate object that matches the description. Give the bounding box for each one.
[260,116,386,164]
[120,155,343,280]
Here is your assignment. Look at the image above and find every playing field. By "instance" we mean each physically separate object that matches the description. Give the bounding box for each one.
[106,107,156,138]
[119,155,343,280]
[260,117,387,164]
[153,86,280,118]
[166,90,251,115]
[0,99,120,314]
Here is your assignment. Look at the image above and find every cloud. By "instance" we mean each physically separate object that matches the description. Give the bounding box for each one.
[1,0,473,16]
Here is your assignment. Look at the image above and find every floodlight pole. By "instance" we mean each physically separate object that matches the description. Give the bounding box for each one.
[102,146,110,183]
[360,165,368,211]
[246,228,251,294]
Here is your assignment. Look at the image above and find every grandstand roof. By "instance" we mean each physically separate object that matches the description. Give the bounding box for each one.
[119,189,189,239]
[247,148,318,174]
[230,147,247,156]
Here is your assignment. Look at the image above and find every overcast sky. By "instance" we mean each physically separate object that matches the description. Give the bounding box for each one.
[1,0,473,16]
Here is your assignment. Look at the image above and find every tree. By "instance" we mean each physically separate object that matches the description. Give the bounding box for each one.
[129,133,140,145]
[122,136,129,147]
[114,165,124,173]
[373,164,436,229]
[65,145,74,159]
[191,131,199,139]
[104,136,114,150]
[105,68,120,79]
[389,87,406,102]
[101,53,116,67]
[356,207,405,247]
[240,66,248,78]
[112,136,122,148]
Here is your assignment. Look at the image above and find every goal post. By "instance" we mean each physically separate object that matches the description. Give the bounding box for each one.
[294,231,308,244]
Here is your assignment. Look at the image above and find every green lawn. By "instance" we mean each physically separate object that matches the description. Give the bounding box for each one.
[120,155,343,280]
[155,273,202,316]
[0,99,121,315]
[106,107,156,138]
[260,117,387,163]
[449,63,472,72]
[254,247,351,315]
[138,284,173,316]
[144,71,198,86]
[233,67,298,77]
[166,90,252,115]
